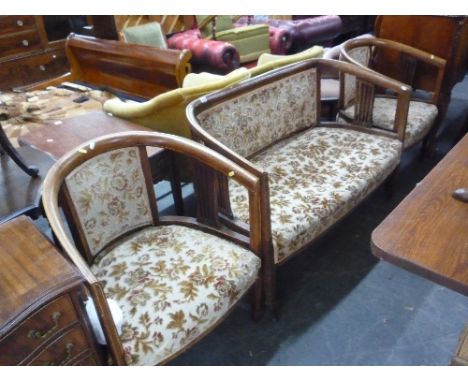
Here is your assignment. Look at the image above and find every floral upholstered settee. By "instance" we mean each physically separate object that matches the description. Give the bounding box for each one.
[188,58,411,310]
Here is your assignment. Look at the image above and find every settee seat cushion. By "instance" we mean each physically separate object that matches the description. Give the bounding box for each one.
[229,127,402,264]
[91,224,260,365]
[340,97,438,148]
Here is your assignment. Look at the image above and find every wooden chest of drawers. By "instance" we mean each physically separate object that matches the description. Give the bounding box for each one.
[0,216,104,365]
[0,16,68,90]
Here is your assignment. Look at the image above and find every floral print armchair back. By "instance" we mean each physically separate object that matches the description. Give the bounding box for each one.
[64,147,156,260]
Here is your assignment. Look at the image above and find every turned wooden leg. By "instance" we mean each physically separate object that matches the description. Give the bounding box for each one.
[0,123,39,177]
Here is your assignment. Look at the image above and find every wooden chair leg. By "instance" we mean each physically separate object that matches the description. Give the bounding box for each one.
[168,152,185,216]
[250,277,262,321]
[0,124,39,177]
[263,264,278,319]
[384,165,400,200]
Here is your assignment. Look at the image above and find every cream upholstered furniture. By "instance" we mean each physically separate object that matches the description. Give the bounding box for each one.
[41,132,263,365]
[188,58,411,311]
[339,37,446,150]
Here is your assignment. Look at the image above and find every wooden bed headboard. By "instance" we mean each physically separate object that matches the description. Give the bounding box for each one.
[21,33,192,99]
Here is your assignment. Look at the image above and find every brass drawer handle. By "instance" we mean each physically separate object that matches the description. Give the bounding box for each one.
[46,342,74,366]
[27,311,62,340]
[22,39,29,47]
[17,20,24,27]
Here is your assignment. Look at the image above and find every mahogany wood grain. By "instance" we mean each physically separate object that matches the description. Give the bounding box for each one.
[0,216,82,334]
[18,111,161,160]
[22,33,192,99]
[375,16,467,96]
[371,133,468,296]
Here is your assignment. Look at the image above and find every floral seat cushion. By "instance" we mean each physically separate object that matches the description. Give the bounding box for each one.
[91,224,260,365]
[339,97,438,148]
[229,127,402,264]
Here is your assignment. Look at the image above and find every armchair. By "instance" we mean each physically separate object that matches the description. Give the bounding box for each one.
[339,37,446,151]
[41,131,263,365]
[188,59,410,311]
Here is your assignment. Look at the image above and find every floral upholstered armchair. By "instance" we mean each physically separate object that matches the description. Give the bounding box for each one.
[42,132,264,365]
[187,58,411,311]
[339,37,446,152]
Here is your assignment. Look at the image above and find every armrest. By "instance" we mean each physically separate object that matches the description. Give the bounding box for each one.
[167,30,240,73]
[342,37,446,105]
[268,26,292,55]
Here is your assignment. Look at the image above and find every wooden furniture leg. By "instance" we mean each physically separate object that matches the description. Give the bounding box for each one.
[0,123,39,177]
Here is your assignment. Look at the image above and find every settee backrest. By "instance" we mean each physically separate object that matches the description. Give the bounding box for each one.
[195,67,319,158]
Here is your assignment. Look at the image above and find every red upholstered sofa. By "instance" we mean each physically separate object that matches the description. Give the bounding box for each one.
[167,26,291,74]
[237,16,343,53]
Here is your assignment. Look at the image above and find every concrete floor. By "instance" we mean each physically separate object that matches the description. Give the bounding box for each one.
[33,75,468,366]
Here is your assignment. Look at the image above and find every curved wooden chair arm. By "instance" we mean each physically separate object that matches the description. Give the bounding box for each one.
[341,37,446,104]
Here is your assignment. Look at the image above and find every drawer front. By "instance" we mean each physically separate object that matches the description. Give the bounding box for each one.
[0,61,22,90]
[0,16,36,35]
[0,294,79,365]
[28,325,90,366]
[72,352,100,366]
[0,29,41,58]
[18,50,69,85]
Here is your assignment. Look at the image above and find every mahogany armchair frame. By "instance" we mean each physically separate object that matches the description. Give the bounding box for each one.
[340,37,447,150]
[42,131,264,365]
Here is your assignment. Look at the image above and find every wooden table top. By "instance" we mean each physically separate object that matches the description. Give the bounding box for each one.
[371,133,468,296]
[0,216,82,335]
[18,111,161,160]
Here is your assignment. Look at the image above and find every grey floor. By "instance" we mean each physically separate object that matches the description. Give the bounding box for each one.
[34,76,468,366]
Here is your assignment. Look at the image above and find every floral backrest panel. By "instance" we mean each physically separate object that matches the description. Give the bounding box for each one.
[343,46,371,107]
[197,68,318,158]
[65,147,154,258]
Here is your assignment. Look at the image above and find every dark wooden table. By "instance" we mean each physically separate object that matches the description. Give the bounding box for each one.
[371,132,468,364]
[18,111,184,214]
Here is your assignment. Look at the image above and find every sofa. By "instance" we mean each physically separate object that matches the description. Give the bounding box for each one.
[187,58,411,310]
[236,16,343,53]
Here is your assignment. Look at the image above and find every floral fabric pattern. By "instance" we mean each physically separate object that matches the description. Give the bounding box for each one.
[343,46,371,107]
[65,147,153,256]
[197,69,317,158]
[228,127,402,264]
[91,224,260,365]
[339,97,438,148]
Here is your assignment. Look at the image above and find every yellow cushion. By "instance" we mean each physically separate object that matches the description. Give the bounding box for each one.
[250,46,324,77]
[103,67,250,139]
